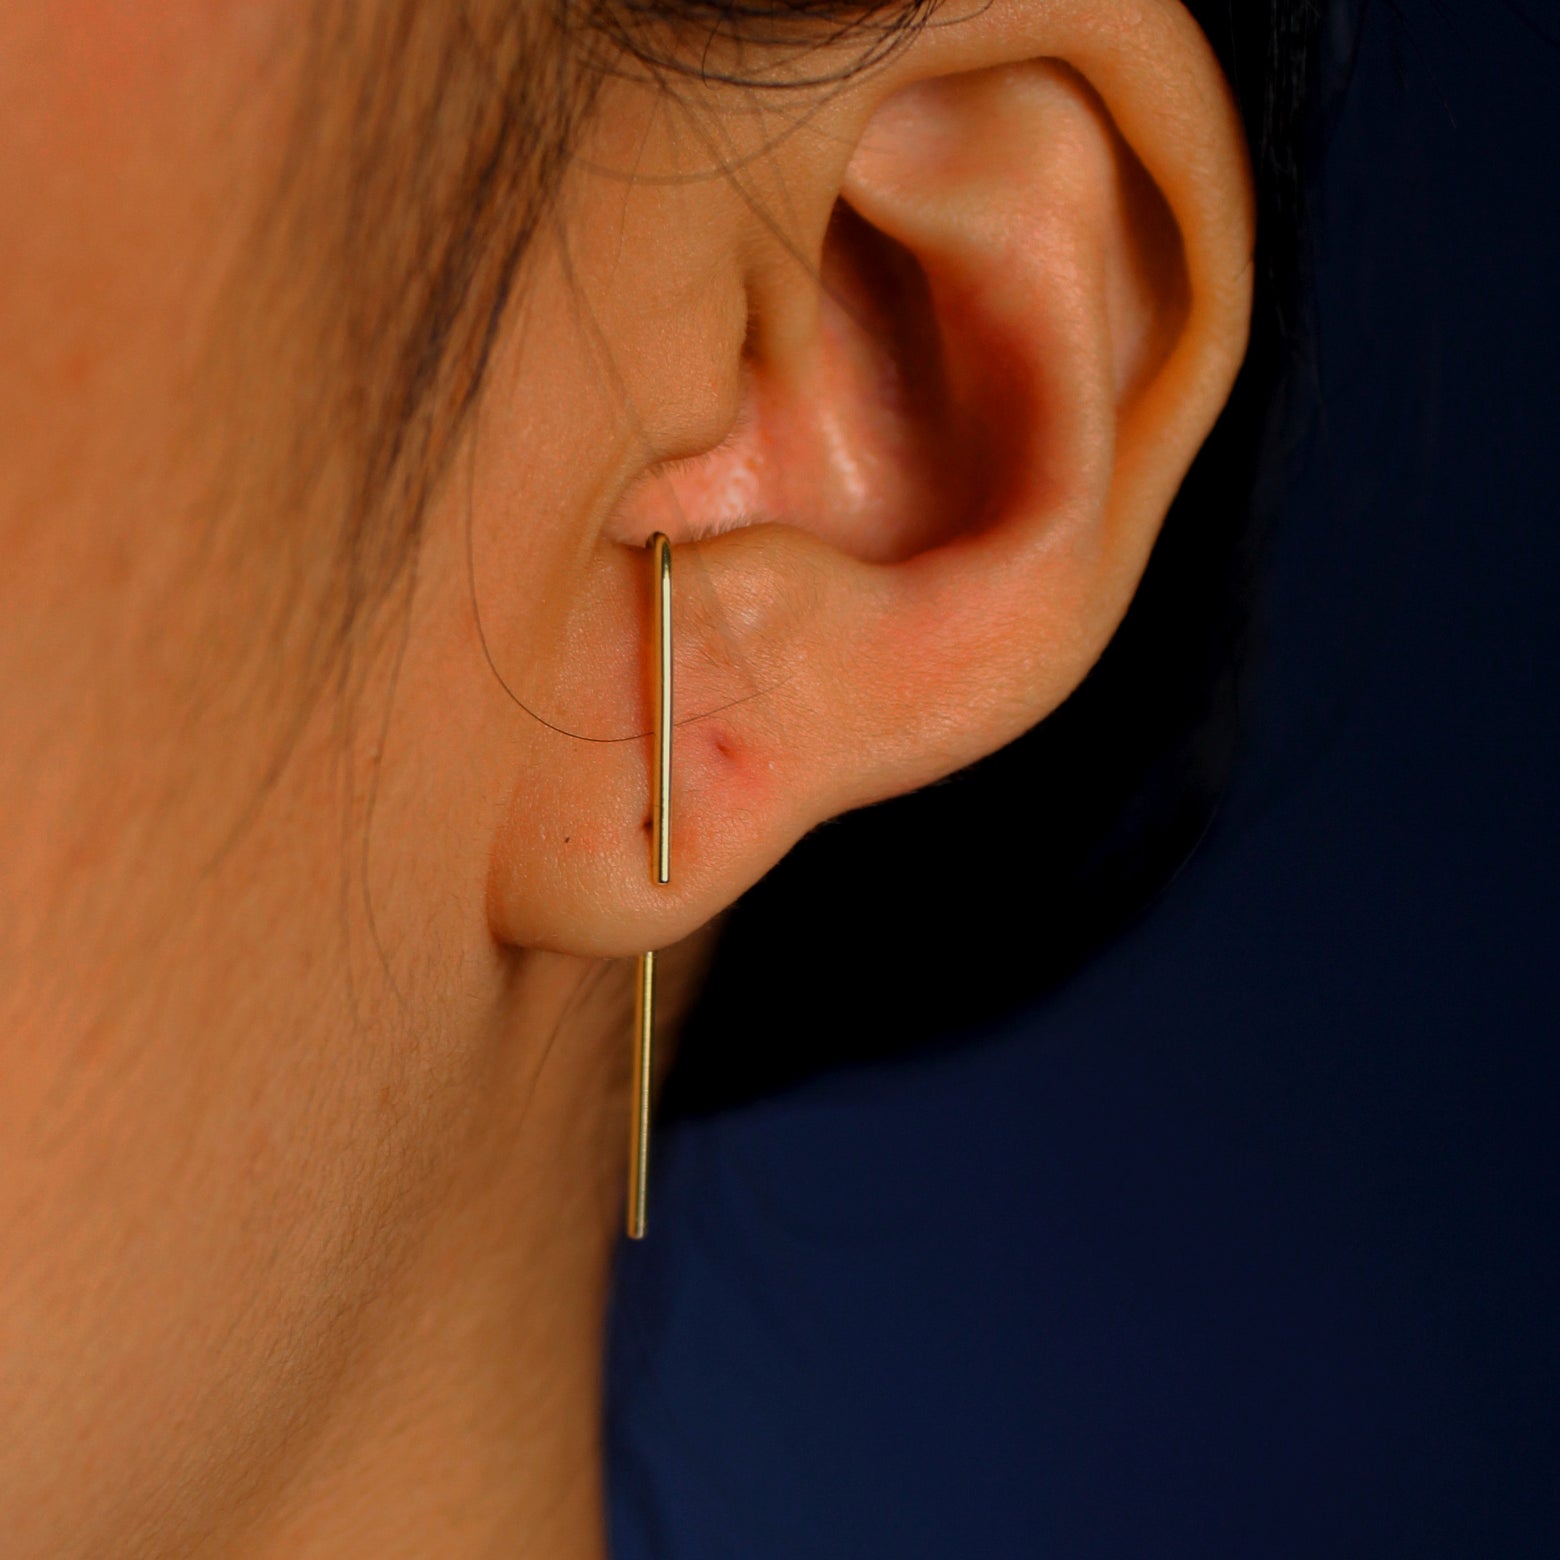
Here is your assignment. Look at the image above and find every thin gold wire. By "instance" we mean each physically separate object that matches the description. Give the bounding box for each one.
[628,533,672,1240]
[651,532,672,886]
[628,949,654,1240]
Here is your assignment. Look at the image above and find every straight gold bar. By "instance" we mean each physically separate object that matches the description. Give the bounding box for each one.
[627,533,671,1240]
[651,532,672,885]
[627,948,655,1241]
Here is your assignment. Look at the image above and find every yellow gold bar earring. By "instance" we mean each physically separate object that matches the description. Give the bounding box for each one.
[627,532,672,1240]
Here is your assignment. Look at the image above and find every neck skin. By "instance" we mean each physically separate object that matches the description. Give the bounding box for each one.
[229,940,702,1560]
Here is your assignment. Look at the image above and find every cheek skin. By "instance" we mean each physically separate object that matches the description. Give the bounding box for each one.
[0,9,462,1552]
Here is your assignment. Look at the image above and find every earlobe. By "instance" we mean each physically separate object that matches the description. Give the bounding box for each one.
[485,0,1253,961]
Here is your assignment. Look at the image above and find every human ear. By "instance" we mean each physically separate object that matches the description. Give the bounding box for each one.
[483,0,1253,958]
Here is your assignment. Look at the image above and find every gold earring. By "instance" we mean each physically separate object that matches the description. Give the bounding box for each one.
[627,532,672,1240]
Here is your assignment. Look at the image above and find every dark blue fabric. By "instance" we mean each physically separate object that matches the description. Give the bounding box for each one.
[605,4,1560,1554]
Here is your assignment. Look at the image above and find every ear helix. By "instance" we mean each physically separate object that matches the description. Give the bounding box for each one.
[627,532,672,1240]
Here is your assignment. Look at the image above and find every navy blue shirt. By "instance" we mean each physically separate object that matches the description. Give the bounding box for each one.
[607,4,1560,1554]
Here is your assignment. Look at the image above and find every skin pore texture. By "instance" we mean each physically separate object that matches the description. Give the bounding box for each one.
[0,3,1251,1556]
